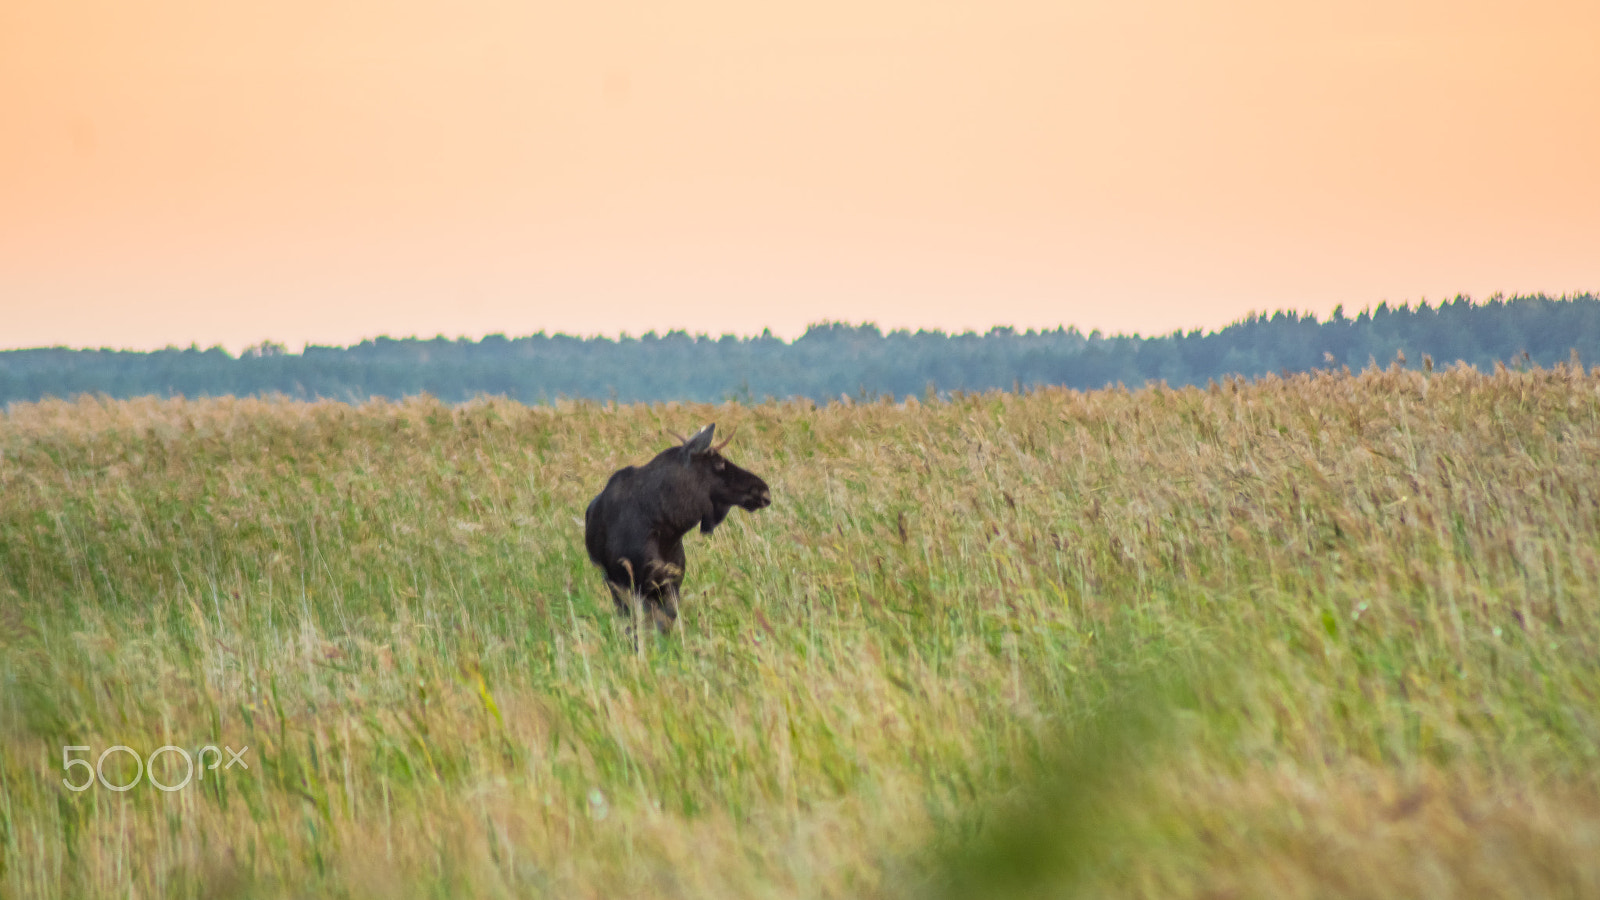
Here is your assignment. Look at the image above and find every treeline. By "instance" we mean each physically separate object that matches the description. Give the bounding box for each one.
[3,293,1596,405]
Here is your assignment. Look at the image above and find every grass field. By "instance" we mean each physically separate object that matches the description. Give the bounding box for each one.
[2,362,1598,899]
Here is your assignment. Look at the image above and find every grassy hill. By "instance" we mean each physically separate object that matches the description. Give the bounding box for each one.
[2,361,1597,898]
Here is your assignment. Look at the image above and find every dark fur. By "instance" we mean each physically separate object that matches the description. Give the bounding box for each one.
[584,424,771,633]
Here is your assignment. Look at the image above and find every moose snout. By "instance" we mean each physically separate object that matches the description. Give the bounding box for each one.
[747,488,772,510]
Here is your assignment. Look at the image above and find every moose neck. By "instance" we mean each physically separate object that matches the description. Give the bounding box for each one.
[649,472,718,541]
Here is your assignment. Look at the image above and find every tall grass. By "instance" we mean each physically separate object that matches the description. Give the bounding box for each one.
[2,361,1598,898]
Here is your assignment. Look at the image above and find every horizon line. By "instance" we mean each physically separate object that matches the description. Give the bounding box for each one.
[3,291,1591,356]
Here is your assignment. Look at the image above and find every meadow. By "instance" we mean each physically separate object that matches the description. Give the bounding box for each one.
[1,361,1598,899]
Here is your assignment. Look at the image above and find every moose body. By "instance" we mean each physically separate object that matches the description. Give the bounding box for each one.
[584,424,771,633]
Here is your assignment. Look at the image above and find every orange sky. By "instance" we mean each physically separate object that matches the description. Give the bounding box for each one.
[2,0,1597,351]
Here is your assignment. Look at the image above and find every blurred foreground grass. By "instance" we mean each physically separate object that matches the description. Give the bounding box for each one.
[2,362,1598,898]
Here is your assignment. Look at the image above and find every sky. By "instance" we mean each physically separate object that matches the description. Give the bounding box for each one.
[2,0,1597,352]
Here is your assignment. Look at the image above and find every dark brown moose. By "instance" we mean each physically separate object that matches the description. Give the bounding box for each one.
[584,424,771,634]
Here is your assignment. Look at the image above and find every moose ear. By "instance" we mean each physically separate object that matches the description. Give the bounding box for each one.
[683,423,715,457]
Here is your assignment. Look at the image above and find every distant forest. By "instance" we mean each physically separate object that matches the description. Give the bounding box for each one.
[3,293,1596,406]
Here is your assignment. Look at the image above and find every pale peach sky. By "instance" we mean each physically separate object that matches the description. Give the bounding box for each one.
[2,0,1597,352]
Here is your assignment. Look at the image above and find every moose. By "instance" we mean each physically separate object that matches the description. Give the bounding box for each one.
[585,424,771,634]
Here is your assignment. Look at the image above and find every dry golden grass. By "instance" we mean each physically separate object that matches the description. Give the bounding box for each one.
[1,362,1597,898]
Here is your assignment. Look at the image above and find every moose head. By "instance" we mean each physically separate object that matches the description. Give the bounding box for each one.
[672,424,772,532]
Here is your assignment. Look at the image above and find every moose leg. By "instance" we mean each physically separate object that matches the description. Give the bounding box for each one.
[639,577,679,634]
[605,557,652,647]
[604,579,655,653]
[604,579,636,617]
[645,582,679,633]
[640,551,684,634]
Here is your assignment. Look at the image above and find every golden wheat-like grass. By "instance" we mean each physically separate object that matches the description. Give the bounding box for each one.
[1,363,1597,898]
